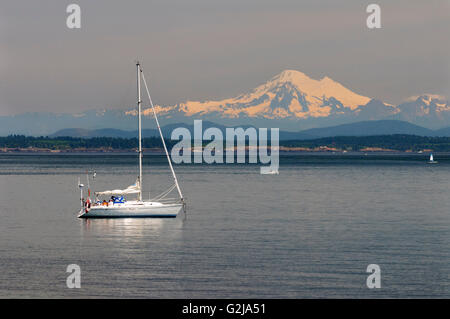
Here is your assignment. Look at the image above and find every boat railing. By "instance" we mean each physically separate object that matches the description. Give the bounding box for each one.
[151,197,182,204]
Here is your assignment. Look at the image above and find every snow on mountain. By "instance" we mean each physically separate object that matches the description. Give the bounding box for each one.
[391,95,450,128]
[356,99,399,120]
[135,71,448,130]
[141,70,372,121]
[1,70,449,136]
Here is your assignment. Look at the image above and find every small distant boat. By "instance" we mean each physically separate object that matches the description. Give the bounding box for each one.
[428,153,438,164]
[261,169,279,175]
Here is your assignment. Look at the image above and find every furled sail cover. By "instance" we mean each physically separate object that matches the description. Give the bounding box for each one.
[95,179,140,195]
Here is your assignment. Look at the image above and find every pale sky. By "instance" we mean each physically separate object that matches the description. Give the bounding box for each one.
[0,0,449,116]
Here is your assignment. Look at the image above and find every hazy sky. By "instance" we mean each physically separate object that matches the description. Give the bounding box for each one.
[0,0,449,115]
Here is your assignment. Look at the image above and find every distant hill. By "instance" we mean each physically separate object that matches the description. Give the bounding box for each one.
[298,120,436,138]
[51,121,316,140]
[50,128,159,138]
[49,120,450,140]
[434,126,450,136]
[50,122,229,138]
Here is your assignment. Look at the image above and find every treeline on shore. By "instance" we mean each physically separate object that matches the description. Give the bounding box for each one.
[1,134,450,152]
[0,135,172,150]
[281,135,450,152]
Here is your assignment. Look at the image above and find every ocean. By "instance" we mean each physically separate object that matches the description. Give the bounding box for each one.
[0,153,448,298]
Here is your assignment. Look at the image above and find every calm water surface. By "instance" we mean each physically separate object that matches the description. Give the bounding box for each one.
[0,153,449,298]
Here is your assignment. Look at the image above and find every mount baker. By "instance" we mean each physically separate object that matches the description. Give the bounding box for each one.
[1,70,448,135]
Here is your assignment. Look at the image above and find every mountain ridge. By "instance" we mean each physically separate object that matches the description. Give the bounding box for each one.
[0,69,448,135]
[49,120,450,140]
[146,69,373,121]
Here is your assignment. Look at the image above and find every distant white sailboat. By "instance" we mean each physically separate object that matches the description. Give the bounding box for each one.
[428,153,438,164]
[77,62,185,218]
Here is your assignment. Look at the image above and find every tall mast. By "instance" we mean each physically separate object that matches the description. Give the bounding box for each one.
[140,67,184,202]
[137,61,143,201]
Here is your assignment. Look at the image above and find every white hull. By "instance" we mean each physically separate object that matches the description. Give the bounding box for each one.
[78,201,182,218]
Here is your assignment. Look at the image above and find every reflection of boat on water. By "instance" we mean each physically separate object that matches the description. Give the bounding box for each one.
[80,217,183,248]
[77,62,185,218]
[428,153,438,164]
[82,217,165,235]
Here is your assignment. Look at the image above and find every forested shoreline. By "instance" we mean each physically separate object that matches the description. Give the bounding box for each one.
[1,134,450,152]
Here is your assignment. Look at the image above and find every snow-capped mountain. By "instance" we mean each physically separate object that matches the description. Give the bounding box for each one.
[0,70,448,135]
[134,70,448,130]
[391,95,450,128]
[134,70,372,126]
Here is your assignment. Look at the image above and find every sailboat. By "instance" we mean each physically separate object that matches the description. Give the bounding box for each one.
[77,62,185,218]
[428,153,438,164]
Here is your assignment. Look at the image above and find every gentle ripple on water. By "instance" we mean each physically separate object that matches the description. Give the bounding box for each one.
[0,153,449,298]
